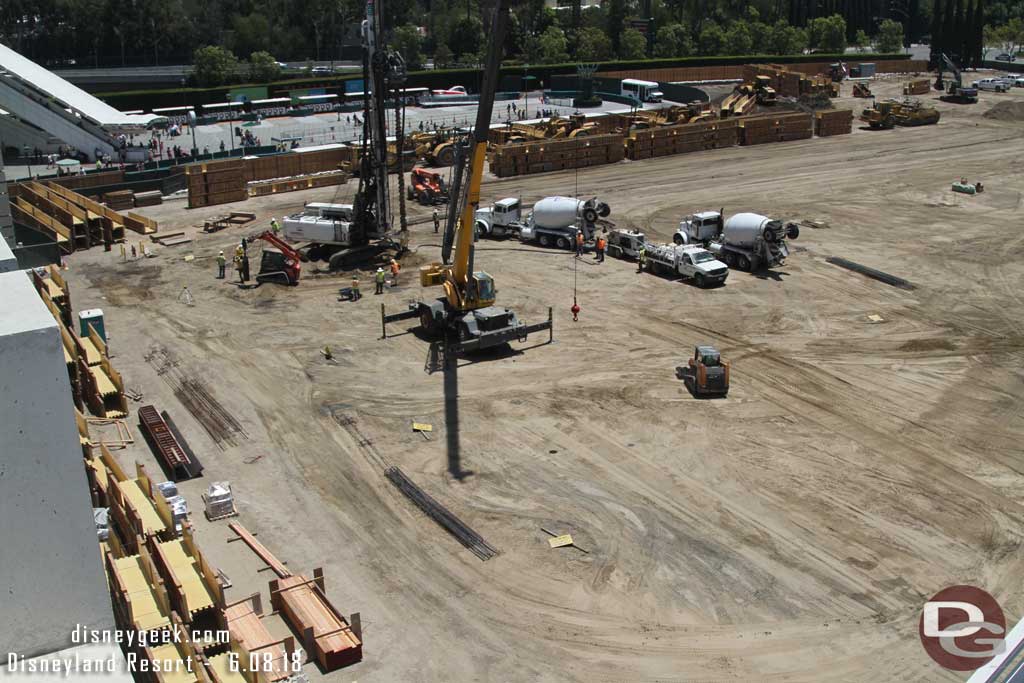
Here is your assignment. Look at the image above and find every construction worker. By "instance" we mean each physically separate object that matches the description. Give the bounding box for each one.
[433,208,440,233]
[575,229,584,257]
[234,254,244,281]
[270,217,280,235]
[216,251,226,278]
[351,276,361,301]
[235,243,244,260]
[374,267,386,295]
[637,246,647,273]
[595,234,606,262]
[389,259,400,286]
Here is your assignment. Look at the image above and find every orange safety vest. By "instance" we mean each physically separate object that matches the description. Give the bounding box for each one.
[576,233,584,245]
[597,237,606,250]
[390,262,400,275]
[351,278,359,289]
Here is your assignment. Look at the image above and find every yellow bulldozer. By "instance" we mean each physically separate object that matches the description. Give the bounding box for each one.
[860,98,940,129]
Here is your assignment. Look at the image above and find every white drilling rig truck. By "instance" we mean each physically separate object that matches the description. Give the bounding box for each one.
[674,210,799,271]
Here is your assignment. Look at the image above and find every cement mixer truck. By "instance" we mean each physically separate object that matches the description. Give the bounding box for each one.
[475,196,611,249]
[674,210,799,271]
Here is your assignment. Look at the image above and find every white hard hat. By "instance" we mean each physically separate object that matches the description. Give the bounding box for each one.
[377,267,383,272]
[219,250,224,255]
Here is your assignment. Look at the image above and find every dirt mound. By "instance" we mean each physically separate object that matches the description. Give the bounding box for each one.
[983,100,1024,121]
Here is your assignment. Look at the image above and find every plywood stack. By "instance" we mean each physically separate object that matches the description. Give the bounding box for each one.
[134,190,163,207]
[625,118,739,160]
[815,109,854,137]
[489,134,624,178]
[103,190,134,211]
[186,160,247,208]
[903,78,931,95]
[739,112,814,145]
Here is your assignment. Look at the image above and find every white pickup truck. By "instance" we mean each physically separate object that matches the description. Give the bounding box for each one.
[644,243,729,287]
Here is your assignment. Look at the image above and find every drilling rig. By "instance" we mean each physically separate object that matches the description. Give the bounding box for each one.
[280,0,408,269]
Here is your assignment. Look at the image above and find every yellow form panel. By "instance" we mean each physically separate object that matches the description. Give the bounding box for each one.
[147,643,199,683]
[112,556,170,632]
[43,278,64,301]
[80,336,102,366]
[89,364,117,396]
[206,653,248,683]
[88,457,108,490]
[121,480,167,535]
[159,541,215,613]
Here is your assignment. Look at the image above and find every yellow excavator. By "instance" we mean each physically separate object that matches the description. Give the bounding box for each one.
[382,0,552,352]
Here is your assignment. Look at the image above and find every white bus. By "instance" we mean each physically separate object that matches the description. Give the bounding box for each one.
[621,78,663,103]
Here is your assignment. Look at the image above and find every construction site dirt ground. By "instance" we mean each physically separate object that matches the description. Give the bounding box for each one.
[70,75,1024,681]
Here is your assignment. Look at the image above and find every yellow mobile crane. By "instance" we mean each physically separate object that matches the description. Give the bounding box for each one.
[381,0,552,353]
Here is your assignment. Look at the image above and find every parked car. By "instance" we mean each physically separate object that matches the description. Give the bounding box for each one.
[973,77,1010,92]
[1014,77,1024,88]
[311,66,331,75]
[994,53,1016,62]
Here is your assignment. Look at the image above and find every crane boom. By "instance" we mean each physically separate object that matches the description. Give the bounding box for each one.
[451,0,508,287]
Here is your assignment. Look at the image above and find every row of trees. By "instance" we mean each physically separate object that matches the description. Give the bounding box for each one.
[2,0,1019,74]
[929,0,988,67]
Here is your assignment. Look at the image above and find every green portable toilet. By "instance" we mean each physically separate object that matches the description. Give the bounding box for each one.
[78,309,106,342]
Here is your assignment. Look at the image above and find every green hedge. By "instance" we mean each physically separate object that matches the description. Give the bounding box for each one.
[97,53,910,111]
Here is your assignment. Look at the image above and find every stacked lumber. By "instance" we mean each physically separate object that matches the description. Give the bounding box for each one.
[103,189,134,211]
[271,569,362,671]
[245,146,355,182]
[51,170,124,191]
[489,134,624,178]
[903,78,931,95]
[739,112,814,145]
[134,190,163,207]
[186,160,247,208]
[222,594,296,682]
[815,109,854,137]
[625,119,738,160]
[742,64,837,99]
[248,169,350,197]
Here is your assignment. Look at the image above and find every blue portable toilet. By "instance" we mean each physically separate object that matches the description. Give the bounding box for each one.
[79,309,106,342]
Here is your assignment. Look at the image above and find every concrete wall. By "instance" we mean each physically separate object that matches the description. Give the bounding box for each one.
[0,152,12,246]
[0,270,113,658]
[0,226,15,272]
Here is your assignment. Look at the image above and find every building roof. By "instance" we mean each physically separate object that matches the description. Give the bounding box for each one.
[0,43,158,128]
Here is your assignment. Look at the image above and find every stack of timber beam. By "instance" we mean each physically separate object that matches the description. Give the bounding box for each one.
[489,134,624,178]
[903,78,931,95]
[815,109,854,137]
[103,189,135,211]
[248,169,351,197]
[625,119,739,160]
[77,408,93,458]
[50,169,124,191]
[222,594,296,682]
[187,160,247,208]
[244,146,355,182]
[133,190,163,207]
[271,569,363,671]
[742,64,837,99]
[148,528,224,626]
[738,112,814,145]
